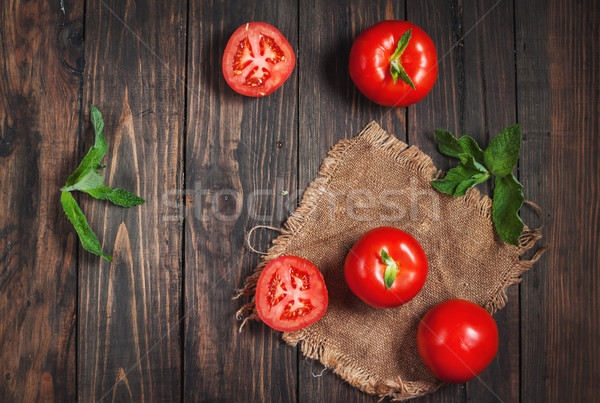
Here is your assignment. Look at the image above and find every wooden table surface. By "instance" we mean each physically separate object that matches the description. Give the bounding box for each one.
[1,0,598,401]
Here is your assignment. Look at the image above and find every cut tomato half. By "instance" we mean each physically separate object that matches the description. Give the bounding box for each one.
[222,22,295,97]
[255,256,328,332]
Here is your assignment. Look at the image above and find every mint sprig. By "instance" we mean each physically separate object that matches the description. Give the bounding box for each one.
[430,125,525,246]
[61,105,145,261]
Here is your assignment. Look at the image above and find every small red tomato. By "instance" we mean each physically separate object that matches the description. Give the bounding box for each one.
[222,22,295,97]
[349,20,438,107]
[417,299,499,383]
[255,256,328,332]
[344,227,428,308]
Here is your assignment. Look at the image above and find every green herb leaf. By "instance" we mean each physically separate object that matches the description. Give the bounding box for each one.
[390,29,412,60]
[432,124,528,245]
[90,104,104,136]
[431,163,490,197]
[380,249,399,290]
[459,154,488,173]
[60,191,112,262]
[492,174,525,245]
[389,29,416,89]
[434,130,485,164]
[483,124,521,177]
[65,105,108,187]
[86,186,145,207]
[384,264,398,290]
[380,249,393,265]
[62,169,103,192]
[390,62,416,89]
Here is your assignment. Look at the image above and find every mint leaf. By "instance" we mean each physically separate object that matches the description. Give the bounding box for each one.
[380,249,393,265]
[432,124,528,245]
[384,264,398,290]
[390,62,415,89]
[459,154,488,173]
[66,105,108,187]
[492,174,525,246]
[90,104,104,136]
[62,169,103,192]
[483,124,521,177]
[380,249,399,289]
[60,191,112,262]
[86,186,145,207]
[390,29,412,60]
[389,29,415,89]
[434,130,485,164]
[431,164,490,197]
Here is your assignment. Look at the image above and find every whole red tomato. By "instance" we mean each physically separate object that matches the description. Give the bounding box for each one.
[417,299,499,383]
[349,20,438,107]
[222,22,295,97]
[344,227,428,308]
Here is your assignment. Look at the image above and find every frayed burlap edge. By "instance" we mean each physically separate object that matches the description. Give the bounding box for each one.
[234,121,545,401]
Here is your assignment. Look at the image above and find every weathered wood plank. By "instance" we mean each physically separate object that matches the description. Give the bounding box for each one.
[407,2,465,402]
[516,0,600,400]
[298,1,406,401]
[0,0,83,400]
[78,0,186,400]
[184,1,298,401]
[408,0,518,401]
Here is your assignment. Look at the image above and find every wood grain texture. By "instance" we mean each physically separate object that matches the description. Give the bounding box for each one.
[0,0,598,401]
[408,0,518,401]
[0,0,82,400]
[78,0,186,401]
[516,0,600,400]
[297,1,406,401]
[184,1,298,401]
[407,2,465,402]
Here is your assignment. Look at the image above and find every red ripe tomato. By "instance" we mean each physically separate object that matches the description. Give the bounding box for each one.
[222,22,295,97]
[417,299,499,383]
[344,227,428,308]
[255,256,328,332]
[349,20,438,107]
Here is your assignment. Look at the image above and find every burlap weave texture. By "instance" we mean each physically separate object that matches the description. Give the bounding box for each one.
[236,122,543,400]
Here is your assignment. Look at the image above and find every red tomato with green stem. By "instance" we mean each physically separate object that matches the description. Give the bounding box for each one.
[222,22,296,97]
[417,299,499,383]
[344,227,428,308]
[349,20,438,107]
[255,256,328,332]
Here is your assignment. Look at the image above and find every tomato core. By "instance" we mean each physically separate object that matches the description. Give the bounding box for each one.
[232,34,285,88]
[266,266,316,321]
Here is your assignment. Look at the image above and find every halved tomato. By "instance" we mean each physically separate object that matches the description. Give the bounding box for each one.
[255,256,328,332]
[222,22,296,97]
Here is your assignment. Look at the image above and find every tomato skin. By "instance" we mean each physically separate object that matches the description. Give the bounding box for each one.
[222,22,295,97]
[349,20,438,107]
[255,256,328,332]
[344,227,428,308]
[417,299,499,383]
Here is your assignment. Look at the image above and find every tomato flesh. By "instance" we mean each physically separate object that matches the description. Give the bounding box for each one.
[344,227,428,308]
[417,299,499,383]
[223,22,295,97]
[256,256,328,332]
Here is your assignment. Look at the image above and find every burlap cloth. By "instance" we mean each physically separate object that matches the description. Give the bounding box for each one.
[236,122,544,400]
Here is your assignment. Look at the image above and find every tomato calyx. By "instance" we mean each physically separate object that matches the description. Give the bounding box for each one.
[389,29,416,89]
[380,249,399,289]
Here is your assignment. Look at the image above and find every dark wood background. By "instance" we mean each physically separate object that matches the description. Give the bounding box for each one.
[1,0,598,401]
